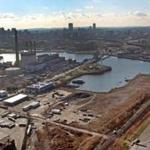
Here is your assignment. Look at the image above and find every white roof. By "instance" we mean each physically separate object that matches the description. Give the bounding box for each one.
[0,90,7,94]
[4,94,27,104]
[23,101,40,108]
[30,101,40,106]
[51,109,61,113]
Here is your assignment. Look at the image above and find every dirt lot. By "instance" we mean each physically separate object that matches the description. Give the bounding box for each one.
[24,74,150,150]
[1,74,150,150]
[68,75,150,133]
[48,75,150,136]
[26,123,103,150]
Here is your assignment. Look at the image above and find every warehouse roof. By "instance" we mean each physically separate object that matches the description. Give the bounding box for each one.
[4,94,28,104]
[27,82,53,89]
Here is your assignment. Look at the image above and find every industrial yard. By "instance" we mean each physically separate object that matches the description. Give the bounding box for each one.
[0,67,150,150]
[0,46,150,150]
[0,33,113,149]
[0,26,149,150]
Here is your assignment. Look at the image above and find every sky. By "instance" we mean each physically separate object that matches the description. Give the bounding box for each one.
[0,0,150,29]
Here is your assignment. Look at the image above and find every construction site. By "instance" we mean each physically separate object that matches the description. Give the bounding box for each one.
[0,29,149,150]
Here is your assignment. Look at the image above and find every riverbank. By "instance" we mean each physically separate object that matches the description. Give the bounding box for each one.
[0,48,96,54]
[51,61,112,87]
[117,53,150,63]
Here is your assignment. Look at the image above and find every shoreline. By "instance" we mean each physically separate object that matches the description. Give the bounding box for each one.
[117,55,150,63]
[67,65,112,82]
[53,62,112,88]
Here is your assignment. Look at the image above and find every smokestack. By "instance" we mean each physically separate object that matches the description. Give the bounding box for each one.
[13,28,19,66]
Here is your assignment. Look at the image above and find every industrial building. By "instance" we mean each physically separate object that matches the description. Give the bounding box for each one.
[22,101,40,111]
[5,67,22,76]
[38,54,51,63]
[26,82,54,94]
[20,50,37,69]
[4,94,28,106]
[37,54,59,63]
[24,62,47,73]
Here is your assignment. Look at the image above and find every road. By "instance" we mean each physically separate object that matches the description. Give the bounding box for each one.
[29,114,108,139]
[130,120,150,150]
[48,120,109,139]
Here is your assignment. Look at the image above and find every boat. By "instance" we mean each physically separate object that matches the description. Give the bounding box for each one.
[72,80,85,85]
[125,77,130,82]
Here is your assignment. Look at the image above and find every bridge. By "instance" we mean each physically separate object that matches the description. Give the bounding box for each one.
[92,50,111,63]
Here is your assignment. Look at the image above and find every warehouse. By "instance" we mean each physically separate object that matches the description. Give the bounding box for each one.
[22,101,40,111]
[26,82,54,94]
[4,94,28,106]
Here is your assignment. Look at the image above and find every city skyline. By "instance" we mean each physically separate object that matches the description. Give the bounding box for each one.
[0,0,150,29]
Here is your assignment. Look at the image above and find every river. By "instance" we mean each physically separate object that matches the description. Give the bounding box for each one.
[1,52,150,92]
[0,52,93,63]
[74,56,150,92]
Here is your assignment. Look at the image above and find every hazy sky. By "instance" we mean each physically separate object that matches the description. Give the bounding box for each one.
[0,0,150,29]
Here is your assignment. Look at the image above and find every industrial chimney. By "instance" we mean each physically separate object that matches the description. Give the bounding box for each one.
[13,28,19,66]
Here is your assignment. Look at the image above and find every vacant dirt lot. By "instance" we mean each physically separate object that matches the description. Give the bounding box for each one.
[26,123,103,150]
[69,74,150,134]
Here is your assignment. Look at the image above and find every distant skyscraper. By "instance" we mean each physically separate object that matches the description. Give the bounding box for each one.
[93,23,96,29]
[68,23,73,31]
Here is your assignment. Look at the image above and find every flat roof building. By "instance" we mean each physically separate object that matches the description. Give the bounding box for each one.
[20,50,37,69]
[4,94,28,106]
[26,82,54,94]
[23,101,40,111]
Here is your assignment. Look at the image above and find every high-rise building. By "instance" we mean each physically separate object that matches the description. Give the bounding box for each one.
[93,23,96,29]
[0,27,4,33]
[68,23,73,31]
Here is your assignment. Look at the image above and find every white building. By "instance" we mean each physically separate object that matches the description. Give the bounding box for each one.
[4,94,28,106]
